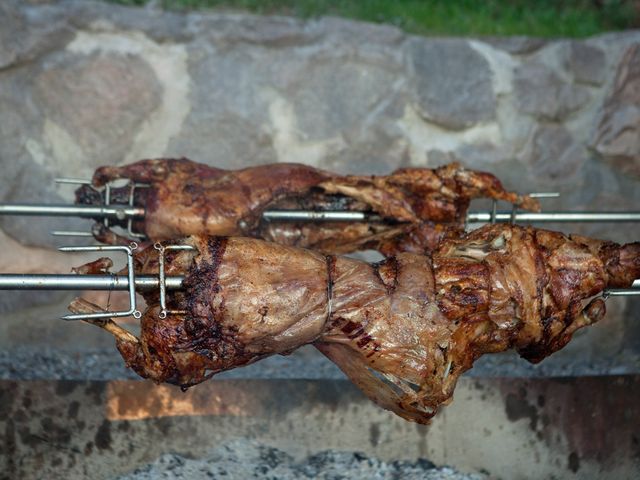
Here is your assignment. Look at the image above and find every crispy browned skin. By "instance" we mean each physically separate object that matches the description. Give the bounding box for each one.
[69,225,639,423]
[77,158,538,254]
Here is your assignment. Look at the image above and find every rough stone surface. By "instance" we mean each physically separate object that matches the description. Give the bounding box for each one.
[523,125,586,183]
[0,0,72,70]
[483,36,547,54]
[0,0,639,380]
[407,38,496,130]
[566,41,607,86]
[35,52,163,168]
[592,43,640,178]
[117,439,484,480]
[514,62,590,120]
[0,1,27,69]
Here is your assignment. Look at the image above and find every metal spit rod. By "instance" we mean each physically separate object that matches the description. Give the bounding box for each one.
[0,276,638,294]
[2,203,640,223]
[467,211,640,223]
[262,210,378,222]
[264,210,640,223]
[0,274,185,290]
[1,182,640,223]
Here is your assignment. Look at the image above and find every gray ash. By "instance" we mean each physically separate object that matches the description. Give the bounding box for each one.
[117,439,484,480]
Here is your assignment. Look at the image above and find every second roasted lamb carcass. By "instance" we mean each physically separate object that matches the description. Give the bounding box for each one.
[77,158,538,254]
[70,224,639,423]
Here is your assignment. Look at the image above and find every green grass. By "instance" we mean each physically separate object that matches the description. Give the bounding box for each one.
[107,0,639,38]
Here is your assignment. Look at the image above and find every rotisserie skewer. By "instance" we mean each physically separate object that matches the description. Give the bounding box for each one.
[2,158,640,255]
[1,223,638,423]
[3,203,639,224]
[1,275,637,295]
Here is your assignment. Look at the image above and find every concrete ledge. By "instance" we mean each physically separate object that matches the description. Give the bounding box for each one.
[1,345,639,381]
[1,376,638,479]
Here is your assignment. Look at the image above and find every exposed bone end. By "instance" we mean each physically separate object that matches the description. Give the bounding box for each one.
[92,158,176,186]
[90,223,137,247]
[616,242,640,287]
[67,297,139,345]
[517,194,541,212]
[91,165,122,187]
[452,166,541,212]
[71,257,113,275]
[595,241,640,288]
[519,298,607,364]
[582,297,607,326]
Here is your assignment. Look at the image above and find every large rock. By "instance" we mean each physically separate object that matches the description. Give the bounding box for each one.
[523,125,586,182]
[35,52,162,168]
[0,0,72,70]
[566,41,606,86]
[0,1,27,69]
[168,16,407,173]
[406,39,496,130]
[514,62,590,120]
[592,44,640,178]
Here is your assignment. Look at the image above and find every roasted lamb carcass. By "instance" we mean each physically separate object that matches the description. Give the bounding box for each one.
[69,224,639,423]
[76,158,538,254]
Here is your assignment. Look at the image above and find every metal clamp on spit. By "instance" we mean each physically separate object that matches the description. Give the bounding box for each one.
[0,242,194,320]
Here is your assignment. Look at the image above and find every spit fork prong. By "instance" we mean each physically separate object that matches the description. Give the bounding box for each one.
[68,297,140,343]
[55,177,93,185]
[54,177,149,239]
[154,243,193,318]
[511,192,560,224]
[126,182,149,239]
[529,192,561,199]
[103,183,111,229]
[58,242,142,321]
[0,242,197,318]
[51,231,94,237]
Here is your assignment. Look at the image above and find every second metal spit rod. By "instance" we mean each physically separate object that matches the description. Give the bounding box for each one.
[264,210,640,223]
[2,203,640,223]
[0,204,145,220]
[465,211,640,223]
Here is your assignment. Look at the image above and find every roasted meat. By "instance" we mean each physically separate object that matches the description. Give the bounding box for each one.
[77,158,538,254]
[69,224,640,423]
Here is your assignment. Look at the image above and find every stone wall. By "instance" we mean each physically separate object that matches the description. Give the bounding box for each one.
[1,0,640,376]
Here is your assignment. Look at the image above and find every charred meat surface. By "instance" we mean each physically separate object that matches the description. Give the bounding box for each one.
[69,225,639,423]
[76,158,539,254]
